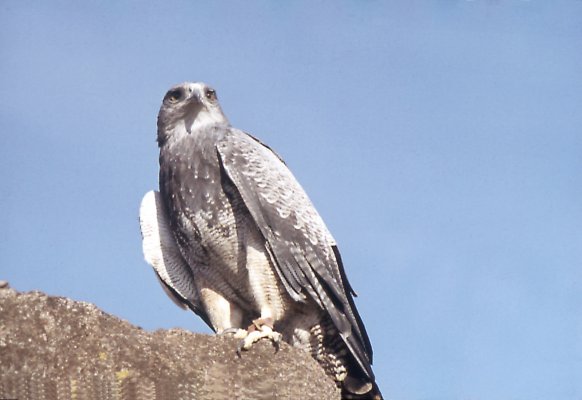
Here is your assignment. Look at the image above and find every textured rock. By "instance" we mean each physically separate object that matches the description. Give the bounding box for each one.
[0,286,340,400]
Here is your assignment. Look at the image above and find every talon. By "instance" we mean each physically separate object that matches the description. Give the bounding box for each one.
[234,318,282,354]
[219,327,247,339]
[219,327,239,336]
[272,333,281,353]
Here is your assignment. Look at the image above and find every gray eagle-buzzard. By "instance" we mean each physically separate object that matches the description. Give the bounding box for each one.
[140,82,382,399]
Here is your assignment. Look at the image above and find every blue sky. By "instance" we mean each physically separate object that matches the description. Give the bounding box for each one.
[1,1,581,399]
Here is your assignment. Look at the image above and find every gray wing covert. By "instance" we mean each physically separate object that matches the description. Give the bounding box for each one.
[216,130,374,379]
[139,190,212,328]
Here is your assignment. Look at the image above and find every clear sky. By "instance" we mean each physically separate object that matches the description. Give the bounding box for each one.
[1,1,581,399]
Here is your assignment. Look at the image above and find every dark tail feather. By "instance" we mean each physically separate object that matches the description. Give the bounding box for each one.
[341,375,383,399]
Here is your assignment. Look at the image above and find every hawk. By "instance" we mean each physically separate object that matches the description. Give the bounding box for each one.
[140,82,382,399]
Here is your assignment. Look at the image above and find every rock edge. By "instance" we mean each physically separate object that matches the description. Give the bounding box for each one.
[0,287,340,400]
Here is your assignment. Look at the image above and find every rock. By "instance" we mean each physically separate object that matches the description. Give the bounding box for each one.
[0,288,340,400]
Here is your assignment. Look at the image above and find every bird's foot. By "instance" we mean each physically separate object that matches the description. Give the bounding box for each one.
[235,318,282,356]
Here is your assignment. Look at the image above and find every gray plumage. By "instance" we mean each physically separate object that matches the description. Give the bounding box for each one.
[140,82,381,399]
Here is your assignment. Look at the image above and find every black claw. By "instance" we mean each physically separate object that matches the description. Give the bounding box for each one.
[273,339,280,353]
[236,340,244,357]
[219,328,240,336]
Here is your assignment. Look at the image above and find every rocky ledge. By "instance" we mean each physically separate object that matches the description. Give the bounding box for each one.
[0,285,340,400]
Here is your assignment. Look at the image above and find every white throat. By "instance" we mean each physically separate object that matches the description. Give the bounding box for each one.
[186,108,228,133]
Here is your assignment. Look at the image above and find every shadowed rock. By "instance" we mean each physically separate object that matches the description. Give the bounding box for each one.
[0,286,340,400]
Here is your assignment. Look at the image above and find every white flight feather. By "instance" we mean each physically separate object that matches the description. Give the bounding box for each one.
[139,190,194,307]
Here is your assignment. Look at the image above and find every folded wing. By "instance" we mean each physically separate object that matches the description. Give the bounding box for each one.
[216,130,374,380]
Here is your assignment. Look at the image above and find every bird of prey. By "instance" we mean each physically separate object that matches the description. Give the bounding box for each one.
[140,82,382,399]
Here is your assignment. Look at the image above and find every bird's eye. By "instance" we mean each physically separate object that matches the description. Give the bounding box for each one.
[166,89,183,104]
[205,88,216,101]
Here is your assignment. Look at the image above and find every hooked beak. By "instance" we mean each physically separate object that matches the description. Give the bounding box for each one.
[184,83,203,105]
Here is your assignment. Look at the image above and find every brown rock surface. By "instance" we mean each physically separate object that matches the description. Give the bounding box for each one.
[0,286,340,400]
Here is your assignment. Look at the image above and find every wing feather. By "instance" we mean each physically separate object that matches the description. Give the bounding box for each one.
[139,190,212,328]
[216,130,374,378]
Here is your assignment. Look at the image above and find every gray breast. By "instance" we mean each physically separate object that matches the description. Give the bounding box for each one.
[158,127,263,304]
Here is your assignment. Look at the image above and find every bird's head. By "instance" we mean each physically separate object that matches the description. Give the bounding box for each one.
[157,82,229,146]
